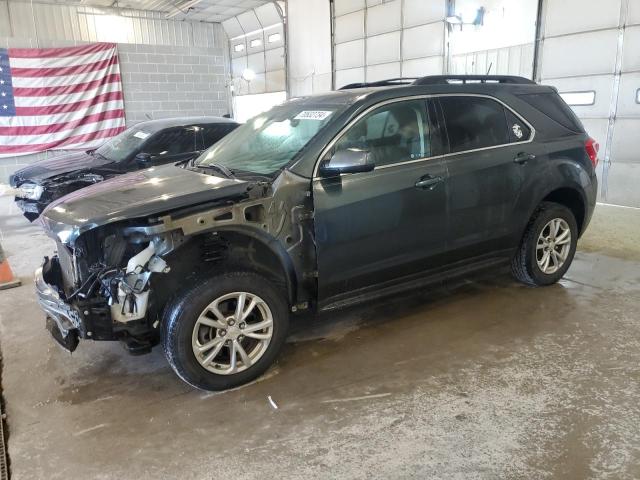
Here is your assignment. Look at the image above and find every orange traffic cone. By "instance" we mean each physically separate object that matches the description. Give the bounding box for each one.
[0,241,21,290]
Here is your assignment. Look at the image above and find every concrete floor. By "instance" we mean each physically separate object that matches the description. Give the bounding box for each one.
[1,195,639,479]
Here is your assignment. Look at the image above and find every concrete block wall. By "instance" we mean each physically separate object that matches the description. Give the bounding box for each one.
[0,41,230,182]
[117,44,230,124]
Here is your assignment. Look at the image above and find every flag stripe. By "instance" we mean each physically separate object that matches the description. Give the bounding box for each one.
[10,64,120,88]
[0,42,124,157]
[0,117,125,145]
[12,73,121,97]
[15,91,123,116]
[9,48,117,69]
[0,109,124,136]
[0,100,125,127]
[14,81,122,107]
[0,126,125,154]
[10,54,118,78]
[8,43,115,59]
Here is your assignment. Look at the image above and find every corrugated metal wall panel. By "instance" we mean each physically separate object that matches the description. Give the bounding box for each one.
[0,1,223,48]
[332,0,447,88]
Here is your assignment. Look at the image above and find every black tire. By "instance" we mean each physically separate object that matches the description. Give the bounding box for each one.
[511,201,578,286]
[161,271,289,391]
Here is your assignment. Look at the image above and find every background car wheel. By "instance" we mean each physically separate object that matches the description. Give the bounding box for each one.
[161,271,289,391]
[511,201,578,286]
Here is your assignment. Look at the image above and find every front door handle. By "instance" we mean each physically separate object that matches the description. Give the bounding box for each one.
[514,152,536,164]
[415,175,443,190]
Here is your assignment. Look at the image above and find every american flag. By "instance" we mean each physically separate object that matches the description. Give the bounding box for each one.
[0,42,125,158]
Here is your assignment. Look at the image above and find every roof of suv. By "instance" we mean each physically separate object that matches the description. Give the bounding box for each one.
[292,75,556,107]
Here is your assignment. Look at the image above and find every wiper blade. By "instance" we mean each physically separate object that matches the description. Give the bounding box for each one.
[195,163,235,178]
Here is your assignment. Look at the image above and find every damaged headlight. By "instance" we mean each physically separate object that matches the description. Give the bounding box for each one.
[17,183,44,200]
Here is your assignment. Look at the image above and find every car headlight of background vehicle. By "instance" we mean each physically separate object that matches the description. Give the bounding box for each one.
[17,183,44,200]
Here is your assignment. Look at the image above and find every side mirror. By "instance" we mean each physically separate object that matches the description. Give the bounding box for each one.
[319,148,375,177]
[135,152,153,167]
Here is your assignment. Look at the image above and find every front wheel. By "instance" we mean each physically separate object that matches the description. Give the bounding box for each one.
[162,271,289,391]
[511,201,578,286]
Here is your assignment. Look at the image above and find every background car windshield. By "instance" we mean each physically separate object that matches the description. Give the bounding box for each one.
[95,127,152,162]
[196,105,341,175]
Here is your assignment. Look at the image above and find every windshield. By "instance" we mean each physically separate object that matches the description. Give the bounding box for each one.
[195,103,343,175]
[95,126,153,162]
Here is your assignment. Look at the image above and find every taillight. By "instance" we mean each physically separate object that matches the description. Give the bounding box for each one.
[585,137,599,168]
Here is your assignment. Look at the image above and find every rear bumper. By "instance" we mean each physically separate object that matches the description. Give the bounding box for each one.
[34,258,82,339]
[581,172,598,236]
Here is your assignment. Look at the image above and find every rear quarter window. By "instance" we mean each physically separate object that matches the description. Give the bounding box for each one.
[517,92,585,133]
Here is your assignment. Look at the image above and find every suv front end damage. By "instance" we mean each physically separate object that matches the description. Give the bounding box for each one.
[34,168,316,355]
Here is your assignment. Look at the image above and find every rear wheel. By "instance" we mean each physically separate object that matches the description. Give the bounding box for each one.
[511,201,578,286]
[162,271,289,391]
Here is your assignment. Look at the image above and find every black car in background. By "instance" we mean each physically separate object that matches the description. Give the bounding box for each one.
[9,116,238,220]
[33,75,598,391]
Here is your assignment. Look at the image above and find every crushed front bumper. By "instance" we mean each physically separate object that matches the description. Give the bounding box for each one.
[35,257,83,349]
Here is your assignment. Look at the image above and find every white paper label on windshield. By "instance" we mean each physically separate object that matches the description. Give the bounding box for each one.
[294,110,333,121]
[133,131,150,139]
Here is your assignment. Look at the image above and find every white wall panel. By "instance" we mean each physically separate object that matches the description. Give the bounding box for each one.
[622,26,640,72]
[366,62,401,81]
[287,0,332,96]
[617,73,640,118]
[247,51,265,73]
[265,47,285,71]
[366,31,401,65]
[255,3,281,27]
[248,73,266,94]
[403,0,446,28]
[0,1,222,48]
[237,10,261,33]
[335,67,365,88]
[606,163,640,206]
[402,56,443,77]
[334,10,365,44]
[541,30,619,78]
[332,0,446,86]
[266,69,286,92]
[629,0,640,25]
[611,119,640,164]
[366,1,401,36]
[402,22,443,60]
[542,75,614,118]
[544,0,621,37]
[334,0,366,16]
[336,39,365,69]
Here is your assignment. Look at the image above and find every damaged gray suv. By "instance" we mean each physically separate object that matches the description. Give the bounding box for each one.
[35,75,598,391]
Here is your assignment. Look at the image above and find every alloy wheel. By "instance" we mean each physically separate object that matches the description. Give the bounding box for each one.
[536,218,571,274]
[191,292,274,375]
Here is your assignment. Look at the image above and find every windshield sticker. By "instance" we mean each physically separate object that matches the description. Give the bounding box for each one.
[133,131,150,139]
[294,110,333,121]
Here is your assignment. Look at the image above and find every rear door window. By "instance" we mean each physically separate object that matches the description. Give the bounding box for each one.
[439,96,510,153]
[517,92,584,133]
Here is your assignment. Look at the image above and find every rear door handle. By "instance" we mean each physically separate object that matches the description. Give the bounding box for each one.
[415,175,443,190]
[514,152,536,164]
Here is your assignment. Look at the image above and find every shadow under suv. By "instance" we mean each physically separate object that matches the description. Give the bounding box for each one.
[34,75,598,391]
